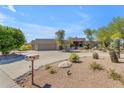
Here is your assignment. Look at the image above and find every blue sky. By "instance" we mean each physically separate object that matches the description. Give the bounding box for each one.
[0,5,124,42]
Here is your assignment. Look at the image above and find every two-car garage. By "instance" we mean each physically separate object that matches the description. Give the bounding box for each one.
[31,39,57,51]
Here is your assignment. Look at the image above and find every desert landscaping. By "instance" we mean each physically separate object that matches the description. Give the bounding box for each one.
[14,50,124,88]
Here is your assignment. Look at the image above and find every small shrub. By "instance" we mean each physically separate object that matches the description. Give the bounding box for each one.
[49,69,57,74]
[93,52,99,59]
[69,53,79,63]
[90,62,104,71]
[19,44,32,51]
[45,65,52,70]
[108,69,121,80]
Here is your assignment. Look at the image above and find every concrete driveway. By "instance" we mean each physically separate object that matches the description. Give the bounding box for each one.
[0,69,19,88]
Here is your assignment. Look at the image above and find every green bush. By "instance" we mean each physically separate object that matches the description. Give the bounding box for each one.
[69,53,79,63]
[19,44,32,51]
[90,62,104,71]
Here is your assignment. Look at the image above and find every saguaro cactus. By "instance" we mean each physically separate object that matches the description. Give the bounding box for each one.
[109,50,119,63]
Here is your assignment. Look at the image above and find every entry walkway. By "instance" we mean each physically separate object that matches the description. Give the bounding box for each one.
[0,69,19,88]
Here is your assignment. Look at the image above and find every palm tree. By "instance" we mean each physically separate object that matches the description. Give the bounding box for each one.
[55,30,65,50]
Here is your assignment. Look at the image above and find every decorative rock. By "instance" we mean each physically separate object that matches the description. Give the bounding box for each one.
[67,70,72,76]
[58,61,72,68]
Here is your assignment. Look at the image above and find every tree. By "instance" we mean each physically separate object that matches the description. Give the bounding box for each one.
[109,17,124,39]
[84,29,96,42]
[10,28,25,48]
[108,17,124,58]
[83,29,96,48]
[0,25,25,55]
[67,37,73,48]
[96,27,110,48]
[55,30,65,50]
[0,29,15,55]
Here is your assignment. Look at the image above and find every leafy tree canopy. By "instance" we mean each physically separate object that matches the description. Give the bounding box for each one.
[0,25,25,55]
[55,30,65,46]
[83,28,96,42]
[109,17,124,40]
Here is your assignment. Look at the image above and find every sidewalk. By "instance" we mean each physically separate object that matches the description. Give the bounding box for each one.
[0,69,20,88]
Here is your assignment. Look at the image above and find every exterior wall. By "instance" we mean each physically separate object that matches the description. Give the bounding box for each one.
[31,39,57,50]
[31,38,86,51]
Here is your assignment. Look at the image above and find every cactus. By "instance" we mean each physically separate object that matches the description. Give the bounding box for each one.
[109,50,119,63]
[93,52,99,59]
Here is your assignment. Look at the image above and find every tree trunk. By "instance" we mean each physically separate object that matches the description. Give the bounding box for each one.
[109,50,119,63]
[59,45,63,50]
[103,41,105,48]
[2,51,9,55]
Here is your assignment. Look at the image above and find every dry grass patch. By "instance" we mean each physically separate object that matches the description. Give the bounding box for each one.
[90,62,104,71]
[49,68,57,74]
[108,69,121,80]
[44,65,52,70]
[107,69,124,85]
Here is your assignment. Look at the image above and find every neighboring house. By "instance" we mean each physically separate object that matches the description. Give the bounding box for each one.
[72,37,85,47]
[31,38,86,51]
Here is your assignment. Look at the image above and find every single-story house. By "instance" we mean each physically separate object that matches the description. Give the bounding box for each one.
[31,38,86,51]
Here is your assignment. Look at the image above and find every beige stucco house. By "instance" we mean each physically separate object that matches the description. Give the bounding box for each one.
[31,38,85,51]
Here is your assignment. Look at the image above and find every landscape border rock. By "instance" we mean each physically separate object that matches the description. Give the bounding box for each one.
[58,61,72,68]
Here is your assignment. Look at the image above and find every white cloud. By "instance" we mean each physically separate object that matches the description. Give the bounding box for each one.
[0,12,16,25]
[0,8,91,42]
[3,6,26,16]
[0,12,8,24]
[21,23,86,42]
[19,23,58,42]
[7,5,16,12]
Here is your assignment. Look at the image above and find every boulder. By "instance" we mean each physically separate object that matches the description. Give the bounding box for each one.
[58,61,72,68]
